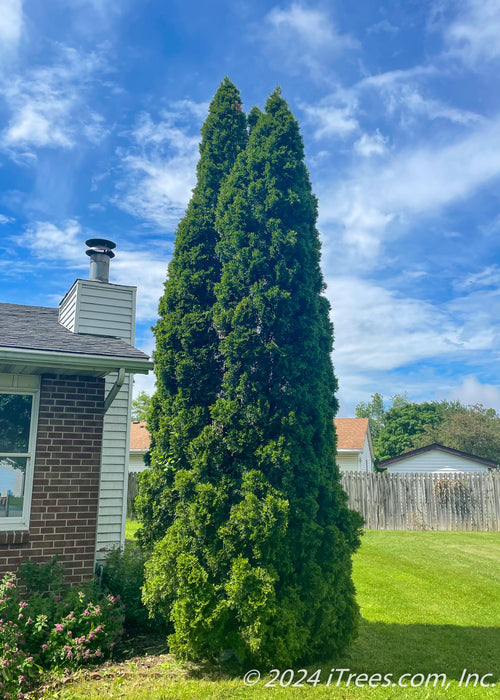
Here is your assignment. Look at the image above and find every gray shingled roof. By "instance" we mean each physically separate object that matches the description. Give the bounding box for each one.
[0,303,150,361]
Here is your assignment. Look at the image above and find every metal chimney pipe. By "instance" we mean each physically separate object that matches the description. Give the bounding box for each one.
[85,238,116,283]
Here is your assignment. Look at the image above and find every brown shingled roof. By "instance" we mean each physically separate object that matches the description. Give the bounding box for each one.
[334,418,369,450]
[130,421,151,451]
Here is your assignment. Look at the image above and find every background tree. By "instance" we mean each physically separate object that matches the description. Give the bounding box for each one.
[135,78,247,547]
[143,88,362,667]
[411,403,500,464]
[355,392,385,440]
[355,392,409,448]
[131,391,152,422]
[375,401,445,461]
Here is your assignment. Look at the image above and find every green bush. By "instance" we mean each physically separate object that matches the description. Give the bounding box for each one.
[0,563,124,698]
[101,542,164,633]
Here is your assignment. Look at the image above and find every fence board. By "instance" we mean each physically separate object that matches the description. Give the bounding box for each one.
[340,471,500,531]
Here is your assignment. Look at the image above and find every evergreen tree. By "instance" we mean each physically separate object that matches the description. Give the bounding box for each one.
[135,78,247,547]
[143,88,362,666]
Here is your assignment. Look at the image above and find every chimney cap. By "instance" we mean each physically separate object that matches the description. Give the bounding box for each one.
[85,238,116,259]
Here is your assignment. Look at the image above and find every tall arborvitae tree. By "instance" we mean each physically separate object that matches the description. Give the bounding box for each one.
[143,88,362,666]
[135,78,247,547]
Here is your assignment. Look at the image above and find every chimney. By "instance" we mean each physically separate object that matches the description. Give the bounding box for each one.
[85,238,116,283]
[58,239,136,343]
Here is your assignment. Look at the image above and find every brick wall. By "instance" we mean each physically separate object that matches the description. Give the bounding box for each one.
[0,374,105,584]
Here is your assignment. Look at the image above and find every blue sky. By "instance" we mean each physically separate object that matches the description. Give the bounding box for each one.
[0,0,499,415]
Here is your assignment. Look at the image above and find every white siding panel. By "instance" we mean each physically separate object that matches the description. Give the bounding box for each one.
[58,283,79,332]
[96,372,132,556]
[386,449,490,474]
[129,452,147,472]
[337,452,361,472]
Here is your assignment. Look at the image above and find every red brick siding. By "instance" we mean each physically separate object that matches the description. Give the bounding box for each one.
[0,375,104,584]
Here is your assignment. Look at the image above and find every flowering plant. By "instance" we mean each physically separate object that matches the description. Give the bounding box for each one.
[0,570,124,698]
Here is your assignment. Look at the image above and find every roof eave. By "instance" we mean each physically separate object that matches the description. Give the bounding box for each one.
[0,347,153,376]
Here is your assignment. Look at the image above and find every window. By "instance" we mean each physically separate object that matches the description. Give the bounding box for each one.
[0,375,40,530]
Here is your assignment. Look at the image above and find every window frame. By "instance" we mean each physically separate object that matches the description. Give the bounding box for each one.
[0,374,40,531]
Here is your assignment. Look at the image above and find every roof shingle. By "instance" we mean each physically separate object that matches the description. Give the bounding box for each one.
[0,303,150,361]
[334,418,369,450]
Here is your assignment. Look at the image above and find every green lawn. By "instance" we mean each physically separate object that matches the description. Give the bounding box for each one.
[43,530,500,699]
[125,518,140,541]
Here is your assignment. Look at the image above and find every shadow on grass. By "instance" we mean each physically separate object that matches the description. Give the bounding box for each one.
[337,619,500,682]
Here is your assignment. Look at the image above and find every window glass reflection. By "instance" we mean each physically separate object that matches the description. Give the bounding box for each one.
[0,456,26,518]
[0,394,33,453]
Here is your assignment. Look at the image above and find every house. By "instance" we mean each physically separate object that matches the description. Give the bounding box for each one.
[129,421,150,472]
[378,443,498,474]
[0,239,153,583]
[334,418,374,472]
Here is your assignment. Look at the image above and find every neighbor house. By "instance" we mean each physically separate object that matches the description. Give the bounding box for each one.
[0,239,153,583]
[129,421,150,472]
[378,443,498,474]
[334,418,374,472]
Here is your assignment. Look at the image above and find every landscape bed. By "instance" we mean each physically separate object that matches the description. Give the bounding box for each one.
[32,530,500,699]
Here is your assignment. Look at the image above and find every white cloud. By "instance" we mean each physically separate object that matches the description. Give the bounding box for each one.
[262,4,358,80]
[1,46,109,153]
[0,0,22,57]
[319,118,500,260]
[367,19,399,34]
[20,218,170,323]
[326,275,498,412]
[114,108,203,229]
[354,131,387,157]
[0,214,14,224]
[445,0,500,66]
[267,3,357,50]
[327,276,494,372]
[112,249,169,322]
[448,376,500,412]
[454,264,500,291]
[302,92,358,138]
[21,219,86,267]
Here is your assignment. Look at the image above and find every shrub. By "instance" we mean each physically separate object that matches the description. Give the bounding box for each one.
[0,563,124,698]
[101,542,162,632]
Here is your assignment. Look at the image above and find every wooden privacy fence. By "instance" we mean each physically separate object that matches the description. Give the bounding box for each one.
[341,471,500,531]
[127,472,140,518]
[128,471,500,530]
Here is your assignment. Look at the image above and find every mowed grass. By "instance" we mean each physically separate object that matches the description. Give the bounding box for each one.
[44,530,500,699]
[124,518,140,542]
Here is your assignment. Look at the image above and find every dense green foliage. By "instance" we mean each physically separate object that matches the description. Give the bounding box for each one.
[411,403,500,464]
[135,78,247,547]
[142,87,362,667]
[356,393,500,464]
[102,543,162,633]
[376,401,445,461]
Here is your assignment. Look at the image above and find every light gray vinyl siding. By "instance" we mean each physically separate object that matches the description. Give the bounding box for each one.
[63,280,136,344]
[57,278,137,559]
[385,449,490,474]
[58,284,78,332]
[129,452,148,472]
[337,453,361,472]
[95,372,133,555]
